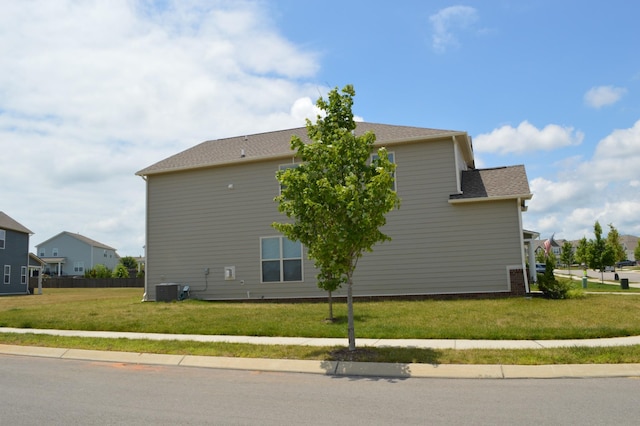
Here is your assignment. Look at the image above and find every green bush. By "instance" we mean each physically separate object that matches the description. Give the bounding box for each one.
[112,264,130,278]
[84,264,112,278]
[537,257,570,299]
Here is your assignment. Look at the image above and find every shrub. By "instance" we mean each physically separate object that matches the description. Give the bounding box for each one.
[84,264,112,278]
[112,264,130,278]
[537,257,570,299]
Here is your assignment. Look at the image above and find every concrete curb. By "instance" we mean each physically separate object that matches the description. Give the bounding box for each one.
[4,328,640,349]
[2,344,640,379]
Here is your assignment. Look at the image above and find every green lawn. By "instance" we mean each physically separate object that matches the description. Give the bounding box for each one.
[1,287,639,364]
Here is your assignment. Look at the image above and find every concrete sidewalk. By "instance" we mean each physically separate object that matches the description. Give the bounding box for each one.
[2,327,640,379]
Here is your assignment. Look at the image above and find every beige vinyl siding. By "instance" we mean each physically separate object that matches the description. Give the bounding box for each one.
[145,136,524,300]
[345,140,521,296]
[145,160,323,301]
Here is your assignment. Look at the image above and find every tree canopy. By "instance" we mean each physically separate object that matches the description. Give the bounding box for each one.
[587,221,615,282]
[606,223,625,263]
[560,241,574,273]
[273,85,400,351]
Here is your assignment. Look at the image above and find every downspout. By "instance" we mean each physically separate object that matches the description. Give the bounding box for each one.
[517,197,530,293]
[140,175,149,301]
[25,250,30,295]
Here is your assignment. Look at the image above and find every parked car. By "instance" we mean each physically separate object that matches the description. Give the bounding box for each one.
[616,260,637,268]
[535,263,545,274]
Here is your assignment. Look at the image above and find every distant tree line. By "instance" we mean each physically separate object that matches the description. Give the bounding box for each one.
[84,256,144,279]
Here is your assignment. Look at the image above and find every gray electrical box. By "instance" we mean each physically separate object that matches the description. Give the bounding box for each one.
[156,283,179,302]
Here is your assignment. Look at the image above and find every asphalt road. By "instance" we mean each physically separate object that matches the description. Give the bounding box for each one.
[3,354,640,425]
[555,268,639,284]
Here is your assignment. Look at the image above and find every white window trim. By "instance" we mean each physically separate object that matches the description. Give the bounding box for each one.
[0,229,5,250]
[3,265,10,285]
[21,266,27,284]
[371,151,397,191]
[260,236,303,283]
[277,163,300,194]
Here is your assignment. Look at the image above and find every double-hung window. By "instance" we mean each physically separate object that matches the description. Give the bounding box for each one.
[278,163,300,194]
[21,266,27,284]
[3,265,10,284]
[74,262,84,273]
[260,237,303,282]
[0,230,5,249]
[371,151,396,190]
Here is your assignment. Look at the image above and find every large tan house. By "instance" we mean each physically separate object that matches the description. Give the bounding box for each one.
[137,123,533,301]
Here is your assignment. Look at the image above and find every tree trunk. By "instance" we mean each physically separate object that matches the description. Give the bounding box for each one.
[327,290,334,321]
[347,277,355,351]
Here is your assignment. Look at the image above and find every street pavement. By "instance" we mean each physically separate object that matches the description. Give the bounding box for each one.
[2,327,640,379]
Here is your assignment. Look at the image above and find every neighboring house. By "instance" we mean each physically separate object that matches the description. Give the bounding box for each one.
[620,235,639,261]
[0,211,33,295]
[136,123,533,302]
[28,253,46,294]
[537,235,640,265]
[533,238,564,262]
[35,232,119,276]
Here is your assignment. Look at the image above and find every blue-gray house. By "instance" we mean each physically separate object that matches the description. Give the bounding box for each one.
[35,232,119,276]
[0,211,33,295]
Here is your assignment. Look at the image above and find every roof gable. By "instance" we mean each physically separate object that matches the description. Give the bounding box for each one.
[0,211,33,234]
[136,122,467,176]
[36,231,116,251]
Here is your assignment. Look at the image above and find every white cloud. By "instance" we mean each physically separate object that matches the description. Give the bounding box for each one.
[0,0,321,256]
[594,120,640,159]
[523,120,640,241]
[429,5,478,53]
[584,85,627,108]
[474,121,584,154]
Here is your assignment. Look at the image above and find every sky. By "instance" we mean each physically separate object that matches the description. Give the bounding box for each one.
[1,0,639,257]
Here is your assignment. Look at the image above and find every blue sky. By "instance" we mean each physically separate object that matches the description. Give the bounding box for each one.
[1,0,639,257]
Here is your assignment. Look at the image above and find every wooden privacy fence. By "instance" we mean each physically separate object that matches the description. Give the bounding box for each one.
[29,277,144,289]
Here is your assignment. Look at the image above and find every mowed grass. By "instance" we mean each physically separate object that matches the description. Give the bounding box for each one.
[1,287,640,364]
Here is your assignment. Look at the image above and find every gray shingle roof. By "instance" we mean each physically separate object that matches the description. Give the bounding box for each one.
[137,122,465,176]
[36,231,116,251]
[450,165,532,201]
[0,211,33,234]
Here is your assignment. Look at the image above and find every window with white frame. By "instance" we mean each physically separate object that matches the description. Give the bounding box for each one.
[3,265,10,284]
[260,236,303,282]
[74,262,84,273]
[39,248,45,257]
[0,229,5,249]
[21,266,27,284]
[52,248,59,257]
[371,151,396,190]
[278,163,299,194]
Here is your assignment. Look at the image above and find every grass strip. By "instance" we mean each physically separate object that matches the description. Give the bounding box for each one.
[1,333,640,365]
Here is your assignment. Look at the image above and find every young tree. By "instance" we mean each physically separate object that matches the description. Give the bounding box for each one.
[274,85,400,351]
[587,221,615,283]
[120,256,138,270]
[560,241,575,275]
[606,223,625,263]
[575,237,589,266]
